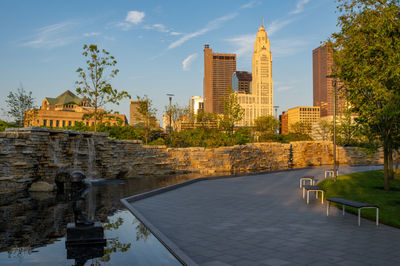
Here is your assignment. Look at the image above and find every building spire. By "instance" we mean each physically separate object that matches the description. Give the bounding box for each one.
[262,17,264,28]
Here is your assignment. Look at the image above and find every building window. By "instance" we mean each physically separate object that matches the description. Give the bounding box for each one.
[86,122,89,126]
[56,120,59,127]
[68,121,72,126]
[49,120,53,127]
[91,122,94,126]
[43,120,47,126]
[62,120,65,127]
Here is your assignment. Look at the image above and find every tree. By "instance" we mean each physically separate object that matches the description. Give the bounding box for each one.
[219,92,244,134]
[290,121,312,138]
[4,87,36,127]
[136,95,157,144]
[254,115,280,135]
[330,0,400,190]
[336,108,361,146]
[164,103,189,131]
[314,120,332,141]
[75,44,130,132]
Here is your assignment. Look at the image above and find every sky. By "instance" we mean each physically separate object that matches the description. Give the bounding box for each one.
[0,0,340,124]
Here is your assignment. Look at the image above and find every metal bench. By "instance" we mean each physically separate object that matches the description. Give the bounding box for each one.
[325,169,339,178]
[326,197,379,226]
[299,176,315,188]
[302,185,324,204]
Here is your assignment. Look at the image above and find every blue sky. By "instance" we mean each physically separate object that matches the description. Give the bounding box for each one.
[0,0,339,124]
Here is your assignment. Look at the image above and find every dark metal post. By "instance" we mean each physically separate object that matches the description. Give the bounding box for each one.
[333,79,337,181]
[166,93,174,136]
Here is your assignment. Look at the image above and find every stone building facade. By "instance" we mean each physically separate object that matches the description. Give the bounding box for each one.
[24,90,127,127]
[237,23,273,126]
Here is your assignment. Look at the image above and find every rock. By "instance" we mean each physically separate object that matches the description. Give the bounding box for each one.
[29,181,55,192]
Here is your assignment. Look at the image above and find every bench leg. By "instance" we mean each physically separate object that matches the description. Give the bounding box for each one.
[327,202,330,216]
[376,208,379,226]
[316,191,318,199]
[358,208,361,226]
[321,191,324,204]
[342,205,345,215]
[307,191,309,204]
[302,187,305,198]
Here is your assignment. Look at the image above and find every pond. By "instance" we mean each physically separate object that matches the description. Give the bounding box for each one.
[0,173,207,265]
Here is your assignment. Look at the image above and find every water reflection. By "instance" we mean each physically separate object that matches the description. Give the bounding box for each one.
[0,173,204,265]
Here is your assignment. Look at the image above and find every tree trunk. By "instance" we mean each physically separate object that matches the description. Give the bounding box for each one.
[383,144,390,190]
[389,149,394,180]
[94,107,98,132]
[396,150,399,175]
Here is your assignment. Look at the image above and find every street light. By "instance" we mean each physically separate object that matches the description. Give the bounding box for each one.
[333,79,337,181]
[166,94,174,134]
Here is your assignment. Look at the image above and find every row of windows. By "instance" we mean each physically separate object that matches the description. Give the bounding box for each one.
[41,120,95,127]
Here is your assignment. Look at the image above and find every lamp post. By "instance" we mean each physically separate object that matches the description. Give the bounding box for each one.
[333,79,337,182]
[166,94,174,135]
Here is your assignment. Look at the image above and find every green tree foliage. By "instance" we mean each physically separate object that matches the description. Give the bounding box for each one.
[0,120,17,132]
[4,87,36,127]
[254,115,280,134]
[219,92,244,134]
[290,121,312,138]
[336,110,362,146]
[314,120,332,141]
[75,44,131,132]
[136,95,158,144]
[164,103,189,131]
[330,0,400,189]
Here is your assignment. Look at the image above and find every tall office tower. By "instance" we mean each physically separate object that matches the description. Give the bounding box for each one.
[203,44,236,114]
[236,23,273,126]
[313,43,345,117]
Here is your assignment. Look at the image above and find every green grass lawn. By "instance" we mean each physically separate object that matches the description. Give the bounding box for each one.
[318,170,400,228]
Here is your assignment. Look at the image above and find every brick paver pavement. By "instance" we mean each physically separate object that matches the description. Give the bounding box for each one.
[129,166,400,266]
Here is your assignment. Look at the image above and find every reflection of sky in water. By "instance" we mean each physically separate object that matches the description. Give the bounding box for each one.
[0,210,181,265]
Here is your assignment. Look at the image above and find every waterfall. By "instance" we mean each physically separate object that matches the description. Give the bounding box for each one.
[49,138,61,165]
[86,138,96,178]
[71,138,81,170]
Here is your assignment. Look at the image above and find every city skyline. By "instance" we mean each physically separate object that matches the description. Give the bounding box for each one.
[0,0,339,123]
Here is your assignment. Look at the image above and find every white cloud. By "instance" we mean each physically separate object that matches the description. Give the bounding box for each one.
[290,0,310,15]
[168,12,238,49]
[240,0,260,9]
[267,19,293,36]
[276,86,294,92]
[143,23,181,35]
[21,21,78,48]
[126,10,145,24]
[117,10,145,30]
[182,53,198,71]
[226,34,254,57]
[83,32,100,37]
[271,38,309,58]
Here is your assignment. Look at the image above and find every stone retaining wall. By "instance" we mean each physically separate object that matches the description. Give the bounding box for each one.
[0,128,383,199]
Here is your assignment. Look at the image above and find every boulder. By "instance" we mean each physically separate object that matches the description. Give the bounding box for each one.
[29,181,55,192]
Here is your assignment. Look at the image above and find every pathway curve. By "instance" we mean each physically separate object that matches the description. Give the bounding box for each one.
[126,166,400,266]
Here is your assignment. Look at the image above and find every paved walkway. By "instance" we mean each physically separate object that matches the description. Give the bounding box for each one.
[128,166,400,266]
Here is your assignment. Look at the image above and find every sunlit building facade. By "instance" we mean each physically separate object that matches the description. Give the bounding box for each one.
[24,90,127,127]
[203,44,236,114]
[236,23,273,126]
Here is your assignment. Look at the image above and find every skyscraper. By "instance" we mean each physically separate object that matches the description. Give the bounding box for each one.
[203,44,236,114]
[236,23,273,126]
[313,43,345,117]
